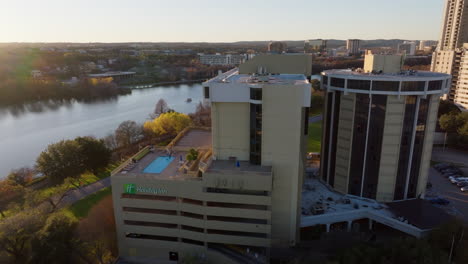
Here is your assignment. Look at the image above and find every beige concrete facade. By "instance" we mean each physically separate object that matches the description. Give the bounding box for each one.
[321,55,450,202]
[363,52,404,74]
[376,95,405,201]
[333,93,355,194]
[239,54,312,76]
[211,102,250,160]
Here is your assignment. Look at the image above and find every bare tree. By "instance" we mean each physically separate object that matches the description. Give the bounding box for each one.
[7,167,34,186]
[115,120,143,148]
[154,99,170,117]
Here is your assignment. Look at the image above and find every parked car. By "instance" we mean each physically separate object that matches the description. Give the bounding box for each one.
[456,181,468,187]
[445,173,461,178]
[434,163,450,170]
[451,177,468,184]
[461,186,468,192]
[428,198,450,205]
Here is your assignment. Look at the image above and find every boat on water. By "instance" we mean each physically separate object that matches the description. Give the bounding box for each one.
[186,98,192,103]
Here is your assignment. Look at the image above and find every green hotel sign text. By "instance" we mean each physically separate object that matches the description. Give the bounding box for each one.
[124,183,168,195]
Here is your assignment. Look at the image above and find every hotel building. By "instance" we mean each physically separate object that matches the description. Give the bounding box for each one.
[321,52,451,202]
[111,54,312,263]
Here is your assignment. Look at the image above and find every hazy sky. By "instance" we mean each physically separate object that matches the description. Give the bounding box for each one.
[0,0,445,43]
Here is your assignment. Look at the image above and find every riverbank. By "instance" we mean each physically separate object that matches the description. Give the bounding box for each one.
[122,79,206,89]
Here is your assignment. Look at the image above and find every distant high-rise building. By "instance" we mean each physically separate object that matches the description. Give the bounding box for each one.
[431,0,468,109]
[346,39,361,55]
[398,41,417,56]
[304,39,327,53]
[267,41,287,54]
[321,52,451,201]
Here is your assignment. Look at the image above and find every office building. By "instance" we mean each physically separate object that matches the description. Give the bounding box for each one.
[398,41,417,56]
[305,39,327,53]
[199,54,246,66]
[431,0,468,109]
[346,39,361,55]
[111,54,312,263]
[320,51,451,202]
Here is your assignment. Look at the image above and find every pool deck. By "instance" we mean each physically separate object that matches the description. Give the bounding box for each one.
[118,129,212,180]
[123,150,196,180]
[175,129,211,149]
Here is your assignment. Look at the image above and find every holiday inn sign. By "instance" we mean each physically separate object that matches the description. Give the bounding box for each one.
[124,183,168,195]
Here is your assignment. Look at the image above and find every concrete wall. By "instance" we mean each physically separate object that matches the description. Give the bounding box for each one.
[211,102,250,161]
[417,96,440,197]
[364,53,404,74]
[334,93,355,193]
[261,84,306,246]
[112,172,273,262]
[376,95,405,201]
[239,54,312,76]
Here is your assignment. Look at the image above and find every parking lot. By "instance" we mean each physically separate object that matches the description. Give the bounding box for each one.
[427,148,468,223]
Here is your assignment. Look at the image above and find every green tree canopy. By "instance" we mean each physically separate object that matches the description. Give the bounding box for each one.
[0,180,24,218]
[144,112,191,136]
[439,112,468,133]
[36,140,85,184]
[75,137,111,173]
[30,212,80,264]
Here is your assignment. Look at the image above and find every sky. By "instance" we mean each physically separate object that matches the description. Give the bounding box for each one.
[0,0,446,43]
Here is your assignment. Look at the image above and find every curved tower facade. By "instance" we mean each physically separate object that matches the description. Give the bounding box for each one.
[320,53,451,202]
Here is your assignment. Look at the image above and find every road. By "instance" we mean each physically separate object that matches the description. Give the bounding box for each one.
[56,177,111,208]
[427,147,468,222]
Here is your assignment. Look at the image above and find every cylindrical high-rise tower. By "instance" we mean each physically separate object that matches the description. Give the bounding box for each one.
[320,52,451,202]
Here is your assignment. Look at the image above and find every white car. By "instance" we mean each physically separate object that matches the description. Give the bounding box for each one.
[451,177,468,184]
[461,186,468,192]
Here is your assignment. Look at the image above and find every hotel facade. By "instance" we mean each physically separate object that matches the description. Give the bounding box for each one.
[111,54,312,263]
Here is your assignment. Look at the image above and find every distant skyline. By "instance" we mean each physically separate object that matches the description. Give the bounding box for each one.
[0,0,445,43]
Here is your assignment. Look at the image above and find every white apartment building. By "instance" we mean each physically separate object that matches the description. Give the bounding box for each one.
[431,0,468,109]
[346,39,361,55]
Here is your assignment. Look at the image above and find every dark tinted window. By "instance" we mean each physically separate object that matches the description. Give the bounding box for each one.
[250,88,262,100]
[348,79,371,90]
[402,81,426,91]
[330,78,345,88]
[204,86,210,99]
[428,80,443,91]
[322,76,328,85]
[373,81,400,91]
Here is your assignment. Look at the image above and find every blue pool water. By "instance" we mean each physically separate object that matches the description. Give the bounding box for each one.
[143,156,175,173]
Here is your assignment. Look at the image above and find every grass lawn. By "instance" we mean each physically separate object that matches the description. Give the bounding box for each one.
[37,163,119,199]
[307,122,322,153]
[65,187,112,219]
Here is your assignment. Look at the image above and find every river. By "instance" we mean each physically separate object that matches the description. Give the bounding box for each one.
[0,83,203,177]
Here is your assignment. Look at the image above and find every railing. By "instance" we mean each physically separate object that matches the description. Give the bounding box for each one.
[111,145,151,176]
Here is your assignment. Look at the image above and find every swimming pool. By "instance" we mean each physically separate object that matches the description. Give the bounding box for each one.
[143,156,175,174]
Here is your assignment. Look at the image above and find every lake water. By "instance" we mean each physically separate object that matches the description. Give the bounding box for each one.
[0,83,203,177]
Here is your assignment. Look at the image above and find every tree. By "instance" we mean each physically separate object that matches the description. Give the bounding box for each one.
[189,101,211,127]
[115,120,143,148]
[311,79,321,91]
[36,140,85,184]
[154,98,170,117]
[102,133,118,150]
[186,148,199,161]
[7,167,34,186]
[438,99,460,118]
[0,209,45,264]
[30,212,81,264]
[144,112,191,136]
[0,180,24,218]
[439,112,466,133]
[76,196,117,264]
[75,137,111,173]
[25,180,70,213]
